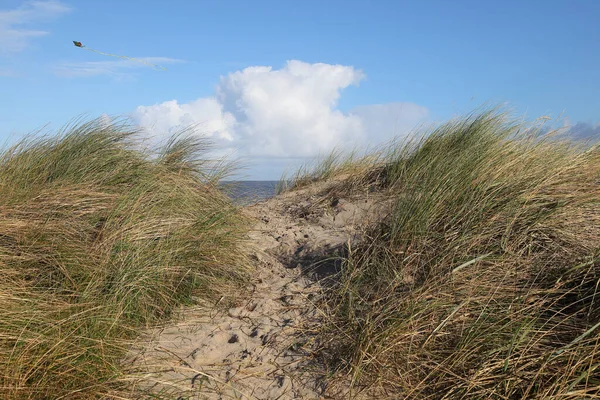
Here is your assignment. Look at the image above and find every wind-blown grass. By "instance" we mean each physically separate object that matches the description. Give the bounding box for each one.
[0,118,250,399]
[276,148,384,195]
[291,109,600,398]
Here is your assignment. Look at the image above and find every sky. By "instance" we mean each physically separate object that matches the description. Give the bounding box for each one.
[1,0,599,179]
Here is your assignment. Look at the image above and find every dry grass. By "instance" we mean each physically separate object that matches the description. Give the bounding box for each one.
[0,117,251,399]
[290,109,600,399]
[276,148,386,196]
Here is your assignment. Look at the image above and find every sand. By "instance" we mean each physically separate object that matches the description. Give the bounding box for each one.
[125,180,389,399]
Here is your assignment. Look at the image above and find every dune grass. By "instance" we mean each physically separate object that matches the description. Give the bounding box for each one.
[288,109,600,398]
[276,147,384,195]
[0,118,251,399]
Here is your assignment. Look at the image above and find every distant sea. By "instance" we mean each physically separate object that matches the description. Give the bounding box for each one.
[219,181,280,205]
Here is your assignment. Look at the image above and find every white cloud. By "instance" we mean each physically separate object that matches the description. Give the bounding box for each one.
[133,60,429,178]
[212,60,366,157]
[53,57,183,78]
[134,98,235,142]
[0,1,70,53]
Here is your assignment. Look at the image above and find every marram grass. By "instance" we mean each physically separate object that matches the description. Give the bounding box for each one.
[289,109,600,399]
[0,117,251,399]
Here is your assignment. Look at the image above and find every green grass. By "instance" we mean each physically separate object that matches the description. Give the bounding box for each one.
[0,117,251,399]
[289,109,600,398]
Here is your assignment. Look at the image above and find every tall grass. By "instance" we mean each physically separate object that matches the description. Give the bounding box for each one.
[308,110,600,398]
[276,148,385,196]
[0,117,250,399]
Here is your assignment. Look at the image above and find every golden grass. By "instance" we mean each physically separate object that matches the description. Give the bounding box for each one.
[291,109,600,399]
[0,117,251,399]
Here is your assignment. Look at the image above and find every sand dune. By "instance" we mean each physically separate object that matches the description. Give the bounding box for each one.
[126,179,388,399]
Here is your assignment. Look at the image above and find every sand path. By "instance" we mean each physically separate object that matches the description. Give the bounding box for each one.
[127,182,386,399]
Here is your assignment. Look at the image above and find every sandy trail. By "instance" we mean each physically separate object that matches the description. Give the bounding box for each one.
[127,182,387,399]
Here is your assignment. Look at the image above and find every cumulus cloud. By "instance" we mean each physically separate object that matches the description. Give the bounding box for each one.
[0,0,70,53]
[134,98,235,143]
[133,60,429,177]
[213,60,367,157]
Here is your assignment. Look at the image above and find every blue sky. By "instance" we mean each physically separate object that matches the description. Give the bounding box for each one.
[1,0,599,179]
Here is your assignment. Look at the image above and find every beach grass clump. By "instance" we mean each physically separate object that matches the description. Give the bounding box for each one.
[276,148,385,195]
[312,110,600,398]
[0,117,250,399]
